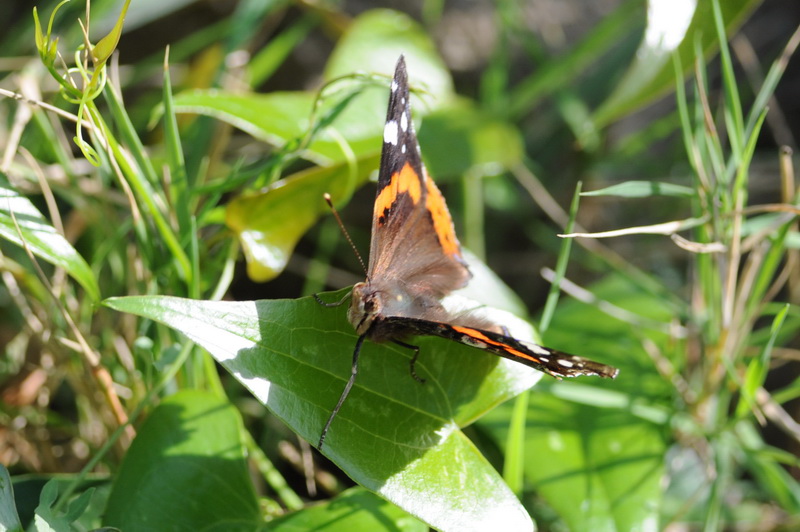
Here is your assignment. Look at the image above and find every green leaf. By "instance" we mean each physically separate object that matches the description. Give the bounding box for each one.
[91,0,131,65]
[506,2,642,119]
[0,174,100,301]
[220,25,458,282]
[225,154,378,282]
[170,89,383,165]
[418,101,524,179]
[324,9,453,105]
[269,488,425,531]
[170,13,452,169]
[0,465,23,532]
[31,480,88,532]
[103,390,260,531]
[480,274,672,528]
[32,1,68,66]
[581,180,695,198]
[736,304,788,417]
[32,7,44,56]
[104,290,546,531]
[594,0,761,126]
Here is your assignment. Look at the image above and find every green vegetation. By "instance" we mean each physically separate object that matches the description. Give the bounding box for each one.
[1,0,798,530]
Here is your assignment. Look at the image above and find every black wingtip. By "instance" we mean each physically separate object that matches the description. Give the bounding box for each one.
[393,55,407,88]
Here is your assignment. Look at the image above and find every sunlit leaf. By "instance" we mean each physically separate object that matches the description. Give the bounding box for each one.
[269,488,426,531]
[324,9,453,105]
[225,155,379,282]
[170,90,367,165]
[594,0,761,126]
[480,275,672,529]
[0,174,100,301]
[103,279,556,530]
[581,180,695,198]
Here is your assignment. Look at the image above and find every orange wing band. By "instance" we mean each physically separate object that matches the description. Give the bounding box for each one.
[374,162,422,225]
[450,326,542,364]
[424,176,460,257]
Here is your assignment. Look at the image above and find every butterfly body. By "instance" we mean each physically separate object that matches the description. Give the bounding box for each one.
[318,55,618,448]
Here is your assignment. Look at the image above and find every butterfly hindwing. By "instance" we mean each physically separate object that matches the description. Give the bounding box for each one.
[317,56,619,449]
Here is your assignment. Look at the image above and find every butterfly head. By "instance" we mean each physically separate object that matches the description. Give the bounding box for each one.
[348,281,382,336]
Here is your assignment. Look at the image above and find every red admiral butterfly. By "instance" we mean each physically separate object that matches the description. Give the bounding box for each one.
[317,56,618,448]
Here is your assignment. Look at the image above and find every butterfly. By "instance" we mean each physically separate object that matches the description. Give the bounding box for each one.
[316,55,618,449]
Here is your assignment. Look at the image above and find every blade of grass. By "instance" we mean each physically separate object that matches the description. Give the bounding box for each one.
[85,103,192,282]
[248,14,319,86]
[502,388,529,495]
[735,305,788,417]
[162,46,192,237]
[541,181,581,331]
[712,0,745,172]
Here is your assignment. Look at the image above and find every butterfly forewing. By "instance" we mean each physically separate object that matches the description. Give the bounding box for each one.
[366,57,471,299]
[383,316,619,379]
[317,55,618,449]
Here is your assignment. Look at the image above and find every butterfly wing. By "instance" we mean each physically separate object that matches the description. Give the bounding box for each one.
[384,316,619,379]
[367,56,470,301]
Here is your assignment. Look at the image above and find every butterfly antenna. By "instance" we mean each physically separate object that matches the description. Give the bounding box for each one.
[323,193,369,279]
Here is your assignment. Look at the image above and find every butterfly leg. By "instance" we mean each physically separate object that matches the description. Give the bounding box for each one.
[392,339,426,384]
[313,291,351,308]
[318,334,366,449]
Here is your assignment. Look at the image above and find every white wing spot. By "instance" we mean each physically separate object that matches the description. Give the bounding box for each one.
[401,144,407,153]
[557,358,575,368]
[401,96,406,105]
[530,344,550,355]
[383,121,398,145]
[400,111,408,132]
[391,80,399,92]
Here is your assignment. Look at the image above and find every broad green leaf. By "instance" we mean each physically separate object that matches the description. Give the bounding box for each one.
[269,487,426,531]
[0,174,100,301]
[535,395,662,531]
[104,390,260,531]
[581,180,695,198]
[480,275,672,529]
[225,154,379,282]
[418,101,524,179]
[171,10,453,168]
[594,0,762,126]
[170,90,372,165]
[458,248,527,317]
[324,9,453,106]
[104,288,546,531]
[0,465,23,532]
